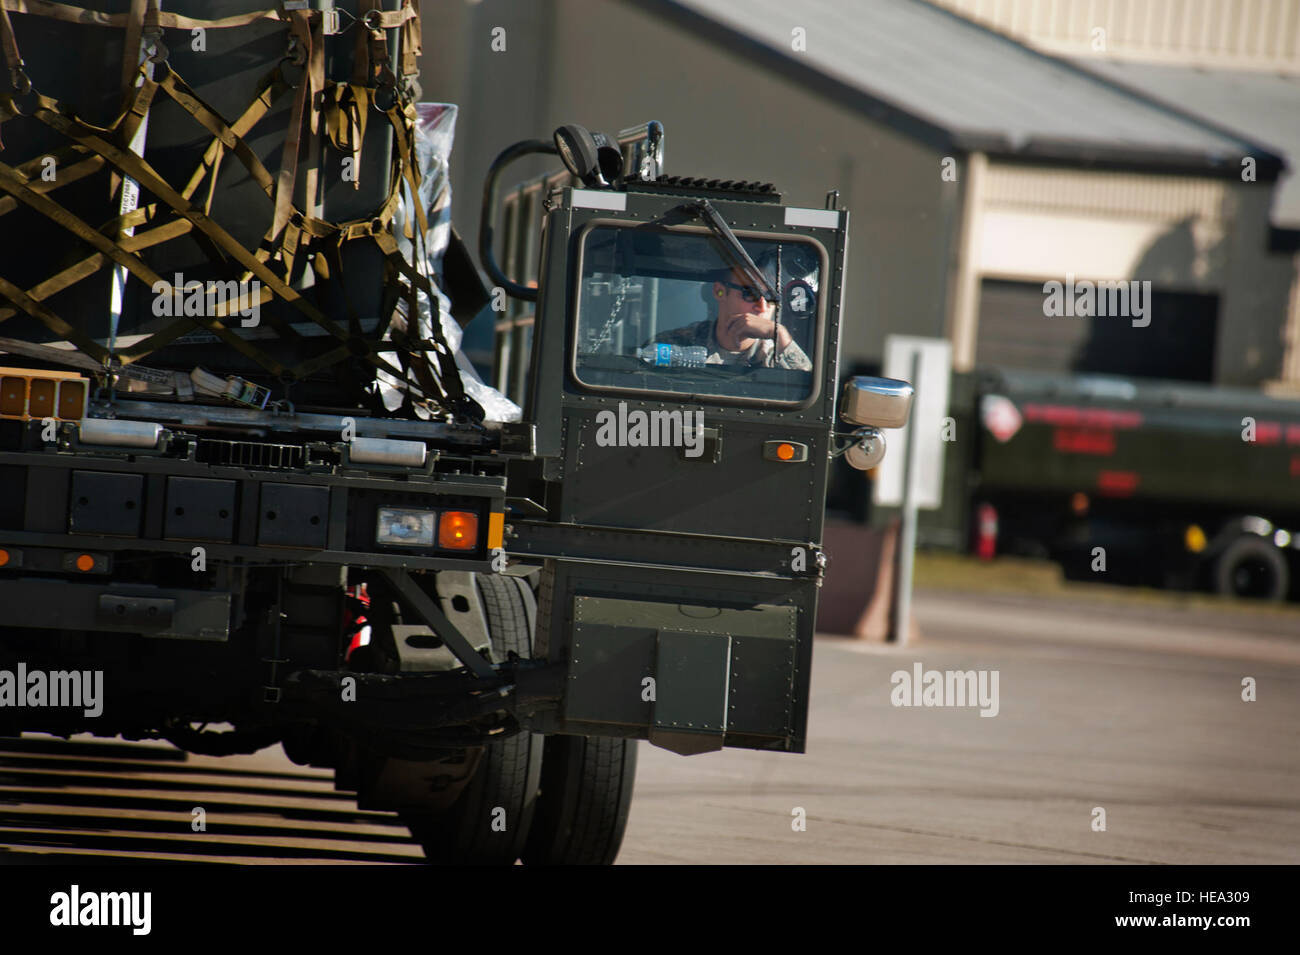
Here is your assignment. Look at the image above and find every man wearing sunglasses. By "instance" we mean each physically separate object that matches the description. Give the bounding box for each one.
[646,266,813,371]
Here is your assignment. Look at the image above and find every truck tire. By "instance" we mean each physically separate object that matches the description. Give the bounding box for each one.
[1214,536,1288,601]
[402,575,543,864]
[521,735,637,866]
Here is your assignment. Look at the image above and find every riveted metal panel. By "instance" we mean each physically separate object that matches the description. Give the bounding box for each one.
[258,484,330,548]
[729,634,796,738]
[164,476,237,542]
[68,471,143,538]
[575,594,797,638]
[566,622,655,726]
[652,630,731,734]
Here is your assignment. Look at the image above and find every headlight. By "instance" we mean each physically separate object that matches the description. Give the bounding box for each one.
[376,507,437,547]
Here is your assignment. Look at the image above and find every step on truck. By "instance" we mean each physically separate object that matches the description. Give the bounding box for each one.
[0,1,912,863]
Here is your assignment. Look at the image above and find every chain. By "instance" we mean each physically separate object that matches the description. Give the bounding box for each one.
[585,275,629,354]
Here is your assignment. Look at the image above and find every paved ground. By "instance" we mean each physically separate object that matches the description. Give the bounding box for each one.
[619,591,1300,863]
[2,588,1297,864]
[0,737,420,864]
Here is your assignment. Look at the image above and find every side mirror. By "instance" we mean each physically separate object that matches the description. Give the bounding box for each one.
[844,427,885,471]
[840,376,913,429]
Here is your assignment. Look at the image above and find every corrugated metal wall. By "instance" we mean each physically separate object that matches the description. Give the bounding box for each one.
[928,0,1300,71]
[983,164,1228,222]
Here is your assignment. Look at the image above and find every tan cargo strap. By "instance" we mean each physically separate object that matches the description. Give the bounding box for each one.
[0,65,287,321]
[15,72,322,353]
[0,0,28,117]
[1,91,371,377]
[0,88,453,402]
[157,65,277,200]
[5,0,283,31]
[0,159,297,376]
[323,82,368,191]
[400,0,420,83]
[118,0,146,92]
[269,9,313,245]
[0,1,473,416]
[3,1,415,33]
[0,146,101,218]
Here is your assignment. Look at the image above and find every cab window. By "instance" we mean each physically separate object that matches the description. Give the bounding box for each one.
[573,225,823,404]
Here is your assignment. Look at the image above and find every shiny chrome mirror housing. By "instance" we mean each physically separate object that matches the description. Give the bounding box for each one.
[840,376,914,429]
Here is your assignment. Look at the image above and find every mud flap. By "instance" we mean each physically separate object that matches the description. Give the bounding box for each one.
[538,560,811,754]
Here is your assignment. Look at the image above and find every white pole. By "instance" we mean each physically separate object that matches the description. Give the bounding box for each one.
[890,350,923,645]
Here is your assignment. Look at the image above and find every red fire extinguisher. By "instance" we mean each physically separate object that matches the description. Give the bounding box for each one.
[975,503,998,561]
[343,582,372,663]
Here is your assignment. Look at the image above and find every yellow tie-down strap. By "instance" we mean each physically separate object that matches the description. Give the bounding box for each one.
[0,4,478,418]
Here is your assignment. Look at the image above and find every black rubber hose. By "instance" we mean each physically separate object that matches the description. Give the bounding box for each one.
[478,139,559,303]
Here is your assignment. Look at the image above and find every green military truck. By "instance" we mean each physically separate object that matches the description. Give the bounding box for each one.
[0,1,911,863]
[942,368,1300,602]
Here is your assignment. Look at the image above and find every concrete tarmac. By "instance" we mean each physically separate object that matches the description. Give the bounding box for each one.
[1,588,1296,864]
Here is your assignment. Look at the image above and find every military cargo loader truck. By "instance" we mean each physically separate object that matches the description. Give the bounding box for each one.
[0,1,912,863]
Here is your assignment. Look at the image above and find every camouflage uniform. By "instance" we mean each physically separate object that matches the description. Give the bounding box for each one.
[650,319,812,371]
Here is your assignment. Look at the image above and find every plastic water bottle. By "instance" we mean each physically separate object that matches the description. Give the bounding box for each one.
[635,343,708,368]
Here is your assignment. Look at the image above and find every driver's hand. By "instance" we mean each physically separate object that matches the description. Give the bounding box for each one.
[732,312,774,338]
[728,312,793,350]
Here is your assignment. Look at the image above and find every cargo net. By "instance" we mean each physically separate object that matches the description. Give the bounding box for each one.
[0,0,487,423]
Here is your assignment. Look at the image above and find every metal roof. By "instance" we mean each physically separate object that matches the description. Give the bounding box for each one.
[1066,58,1300,227]
[634,0,1286,176]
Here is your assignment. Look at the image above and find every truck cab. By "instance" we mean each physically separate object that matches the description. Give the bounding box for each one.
[498,172,852,757]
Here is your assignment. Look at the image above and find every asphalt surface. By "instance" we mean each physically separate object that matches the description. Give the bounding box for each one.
[1,588,1297,864]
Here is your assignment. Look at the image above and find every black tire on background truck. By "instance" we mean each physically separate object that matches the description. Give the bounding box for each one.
[1214,535,1289,601]
[522,735,637,866]
[402,575,543,864]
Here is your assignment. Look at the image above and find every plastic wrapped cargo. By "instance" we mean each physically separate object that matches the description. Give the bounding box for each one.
[380,103,520,422]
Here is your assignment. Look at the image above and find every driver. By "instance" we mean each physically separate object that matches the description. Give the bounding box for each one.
[646,263,812,371]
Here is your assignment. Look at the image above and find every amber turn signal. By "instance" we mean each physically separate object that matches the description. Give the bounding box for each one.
[761,439,809,463]
[438,511,478,550]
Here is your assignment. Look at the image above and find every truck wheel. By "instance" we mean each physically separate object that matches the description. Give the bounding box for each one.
[521,735,637,865]
[402,575,543,864]
[1214,536,1288,601]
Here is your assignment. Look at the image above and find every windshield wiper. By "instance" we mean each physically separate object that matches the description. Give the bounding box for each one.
[679,200,778,303]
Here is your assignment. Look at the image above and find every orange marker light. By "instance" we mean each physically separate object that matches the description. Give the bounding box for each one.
[0,549,9,567]
[75,554,95,572]
[762,439,808,463]
[487,511,505,550]
[438,511,478,550]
